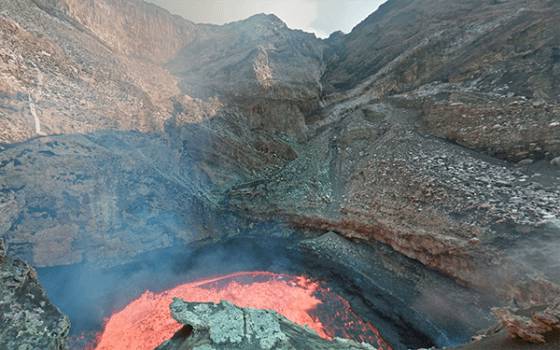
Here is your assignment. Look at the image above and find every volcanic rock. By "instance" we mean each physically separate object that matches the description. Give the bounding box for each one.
[0,0,180,143]
[0,239,70,349]
[323,0,560,162]
[167,13,325,140]
[0,0,558,315]
[517,159,535,166]
[156,298,376,350]
[227,0,560,309]
[492,300,560,344]
[1,0,560,348]
[297,232,498,347]
[0,0,320,266]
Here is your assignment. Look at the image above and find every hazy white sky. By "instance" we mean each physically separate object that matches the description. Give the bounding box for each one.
[146,0,386,38]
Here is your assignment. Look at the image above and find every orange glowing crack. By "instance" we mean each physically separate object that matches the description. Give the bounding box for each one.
[93,271,391,350]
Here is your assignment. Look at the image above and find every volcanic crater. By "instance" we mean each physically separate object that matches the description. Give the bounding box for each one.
[37,235,492,350]
[2,0,560,349]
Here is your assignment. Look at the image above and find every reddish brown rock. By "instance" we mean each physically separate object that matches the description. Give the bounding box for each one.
[493,301,560,344]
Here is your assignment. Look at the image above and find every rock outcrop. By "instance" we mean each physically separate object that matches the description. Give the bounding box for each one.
[0,239,70,349]
[297,232,498,347]
[493,301,560,344]
[168,13,325,140]
[156,299,376,350]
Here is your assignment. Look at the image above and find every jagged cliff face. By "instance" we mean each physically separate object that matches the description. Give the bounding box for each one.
[325,0,560,96]
[1,0,560,347]
[168,14,325,140]
[36,0,200,63]
[0,0,177,143]
[0,0,322,144]
[0,0,323,266]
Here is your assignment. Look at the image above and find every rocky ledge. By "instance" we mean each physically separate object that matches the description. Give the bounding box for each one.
[157,299,376,350]
[0,239,69,349]
[493,301,560,344]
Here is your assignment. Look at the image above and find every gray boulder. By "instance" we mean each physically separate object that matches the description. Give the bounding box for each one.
[157,299,376,350]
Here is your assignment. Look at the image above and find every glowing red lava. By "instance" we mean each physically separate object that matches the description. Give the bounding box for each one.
[94,271,391,350]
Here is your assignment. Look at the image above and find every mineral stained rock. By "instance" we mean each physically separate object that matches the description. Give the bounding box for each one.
[156,299,376,350]
[492,299,560,344]
[0,239,69,349]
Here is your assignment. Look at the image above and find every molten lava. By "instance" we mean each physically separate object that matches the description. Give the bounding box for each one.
[94,271,391,350]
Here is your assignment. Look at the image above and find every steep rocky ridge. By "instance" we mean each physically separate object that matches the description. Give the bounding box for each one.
[168,14,325,139]
[0,0,176,143]
[1,0,322,144]
[33,0,200,63]
[323,0,560,161]
[325,0,560,100]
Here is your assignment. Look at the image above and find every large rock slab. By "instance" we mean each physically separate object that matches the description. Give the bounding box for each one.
[157,299,376,350]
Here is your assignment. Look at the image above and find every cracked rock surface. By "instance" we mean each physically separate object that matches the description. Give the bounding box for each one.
[156,299,376,350]
[0,239,69,349]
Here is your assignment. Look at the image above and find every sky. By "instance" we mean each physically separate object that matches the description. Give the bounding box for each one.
[146,0,386,38]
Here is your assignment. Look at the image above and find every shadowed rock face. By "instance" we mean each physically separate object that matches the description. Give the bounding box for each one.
[0,0,560,348]
[0,239,70,349]
[0,132,218,267]
[156,299,376,350]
